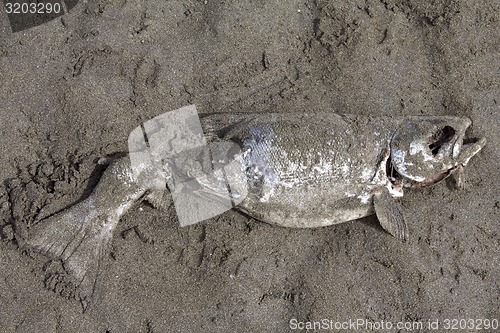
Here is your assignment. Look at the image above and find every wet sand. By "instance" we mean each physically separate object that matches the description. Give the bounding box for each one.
[0,1,498,332]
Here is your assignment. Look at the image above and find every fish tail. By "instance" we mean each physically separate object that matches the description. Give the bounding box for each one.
[23,195,117,310]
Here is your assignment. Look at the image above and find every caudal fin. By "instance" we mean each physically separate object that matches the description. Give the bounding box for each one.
[22,196,116,310]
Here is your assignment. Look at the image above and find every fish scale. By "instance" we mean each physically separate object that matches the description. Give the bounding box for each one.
[221,113,388,187]
[200,113,398,227]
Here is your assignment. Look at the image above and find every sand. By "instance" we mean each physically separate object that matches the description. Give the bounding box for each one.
[0,0,498,332]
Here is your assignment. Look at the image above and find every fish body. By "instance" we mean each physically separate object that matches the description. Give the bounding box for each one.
[207,113,393,228]
[22,111,486,308]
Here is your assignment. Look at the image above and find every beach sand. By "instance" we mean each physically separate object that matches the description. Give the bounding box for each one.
[0,0,498,332]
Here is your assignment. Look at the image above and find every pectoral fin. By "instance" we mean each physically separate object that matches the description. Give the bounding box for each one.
[373,189,408,242]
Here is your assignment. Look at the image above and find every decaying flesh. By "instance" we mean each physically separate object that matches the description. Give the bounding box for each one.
[21,112,486,309]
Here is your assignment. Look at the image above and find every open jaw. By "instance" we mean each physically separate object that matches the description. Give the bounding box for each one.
[416,135,486,188]
[386,134,486,189]
[386,154,459,189]
[387,114,489,190]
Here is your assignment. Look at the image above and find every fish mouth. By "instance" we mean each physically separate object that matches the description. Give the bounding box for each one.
[457,137,486,164]
[388,136,486,189]
[388,117,486,188]
[407,167,453,188]
[428,125,456,156]
[386,154,452,189]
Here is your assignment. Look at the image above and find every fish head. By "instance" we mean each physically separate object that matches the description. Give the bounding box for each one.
[389,117,486,186]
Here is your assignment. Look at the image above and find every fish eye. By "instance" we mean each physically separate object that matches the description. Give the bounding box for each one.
[428,126,456,155]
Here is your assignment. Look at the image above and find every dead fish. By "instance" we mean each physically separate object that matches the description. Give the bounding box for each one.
[21,112,486,308]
